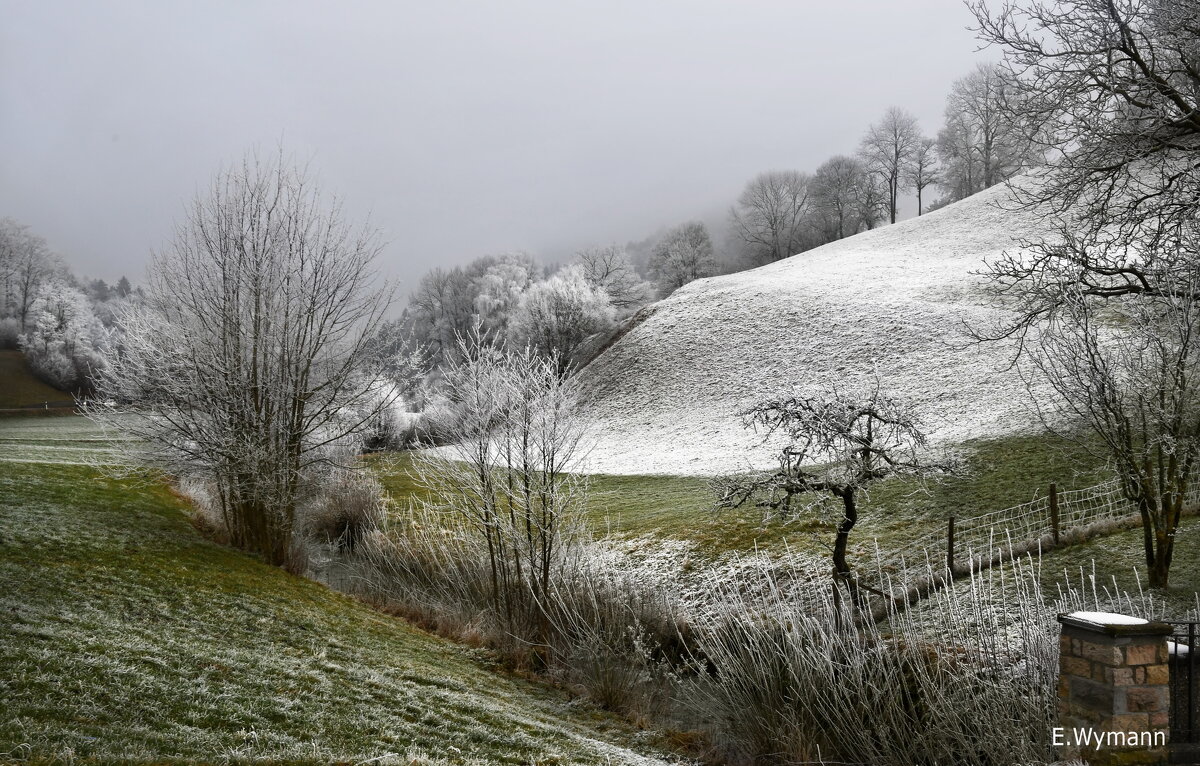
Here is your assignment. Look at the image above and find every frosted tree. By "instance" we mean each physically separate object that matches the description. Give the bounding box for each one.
[935,63,1036,201]
[87,150,395,568]
[971,0,1200,587]
[472,253,539,336]
[714,377,948,605]
[812,155,868,241]
[508,265,615,377]
[906,137,939,216]
[852,172,888,232]
[576,244,654,313]
[969,0,1200,256]
[413,339,589,659]
[407,254,540,369]
[647,221,717,294]
[0,219,55,330]
[859,107,920,225]
[19,279,107,391]
[728,170,814,266]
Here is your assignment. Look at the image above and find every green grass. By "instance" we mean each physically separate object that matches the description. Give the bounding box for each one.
[0,449,672,764]
[1040,515,1200,616]
[373,431,1112,561]
[0,415,133,465]
[0,350,70,409]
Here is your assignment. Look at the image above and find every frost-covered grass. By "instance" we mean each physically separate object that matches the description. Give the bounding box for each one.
[374,430,1109,561]
[0,350,69,408]
[0,456,676,764]
[0,416,132,464]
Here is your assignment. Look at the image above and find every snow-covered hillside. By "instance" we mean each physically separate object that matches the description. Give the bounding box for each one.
[575,183,1050,476]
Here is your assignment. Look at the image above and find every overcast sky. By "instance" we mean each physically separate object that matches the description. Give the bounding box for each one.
[1,1,989,290]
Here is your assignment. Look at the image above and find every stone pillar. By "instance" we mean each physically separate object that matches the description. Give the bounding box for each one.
[1057,611,1173,766]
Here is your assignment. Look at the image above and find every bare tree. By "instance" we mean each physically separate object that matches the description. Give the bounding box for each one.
[852,172,888,232]
[0,219,55,330]
[859,107,921,225]
[936,63,1036,201]
[416,339,589,659]
[983,225,1200,588]
[969,0,1200,587]
[969,0,1200,257]
[88,150,394,568]
[575,244,654,312]
[728,170,814,266]
[647,221,716,294]
[907,137,939,216]
[713,378,946,603]
[812,155,868,241]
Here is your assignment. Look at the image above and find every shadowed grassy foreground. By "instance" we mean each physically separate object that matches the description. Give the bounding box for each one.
[0,351,69,409]
[0,458,672,765]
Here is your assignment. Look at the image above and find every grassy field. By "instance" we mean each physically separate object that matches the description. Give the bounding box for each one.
[1040,515,1200,615]
[373,430,1112,560]
[0,444,675,764]
[1,412,1195,765]
[0,416,131,464]
[0,350,69,409]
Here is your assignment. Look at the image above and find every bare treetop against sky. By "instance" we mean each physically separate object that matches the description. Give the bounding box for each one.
[2,0,986,286]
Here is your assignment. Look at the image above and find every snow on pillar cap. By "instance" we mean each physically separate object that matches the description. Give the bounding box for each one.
[1067,611,1148,626]
[1058,611,1173,637]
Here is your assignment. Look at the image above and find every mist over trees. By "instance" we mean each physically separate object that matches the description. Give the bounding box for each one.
[860,107,921,225]
[508,266,616,378]
[396,50,1050,372]
[648,221,717,293]
[728,171,814,266]
[400,248,636,389]
[576,244,655,312]
[935,63,1037,203]
[812,155,870,241]
[0,217,139,392]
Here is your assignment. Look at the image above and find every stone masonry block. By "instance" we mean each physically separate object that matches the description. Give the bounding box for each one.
[1144,663,1169,685]
[1125,642,1160,666]
[1081,640,1124,666]
[1071,677,1115,711]
[1124,686,1168,713]
[1063,654,1093,678]
[1107,666,1134,686]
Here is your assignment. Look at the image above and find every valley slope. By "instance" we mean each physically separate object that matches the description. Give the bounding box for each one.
[577,183,1050,475]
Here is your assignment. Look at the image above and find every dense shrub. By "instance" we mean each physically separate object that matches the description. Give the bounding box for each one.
[18,280,107,392]
[299,470,386,552]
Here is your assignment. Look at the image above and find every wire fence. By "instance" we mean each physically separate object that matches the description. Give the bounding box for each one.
[882,476,1200,592]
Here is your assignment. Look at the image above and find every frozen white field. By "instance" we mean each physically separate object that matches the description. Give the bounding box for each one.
[575,181,1053,476]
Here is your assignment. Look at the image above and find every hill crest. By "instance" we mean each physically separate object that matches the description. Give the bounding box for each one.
[575,182,1050,476]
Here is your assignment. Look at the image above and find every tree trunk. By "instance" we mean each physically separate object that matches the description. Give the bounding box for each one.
[1149,525,1173,588]
[832,488,862,607]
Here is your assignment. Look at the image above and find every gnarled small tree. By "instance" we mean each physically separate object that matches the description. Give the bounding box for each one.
[714,378,947,603]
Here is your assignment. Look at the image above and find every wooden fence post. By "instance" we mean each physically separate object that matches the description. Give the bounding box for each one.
[1049,482,1060,545]
[947,515,955,573]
